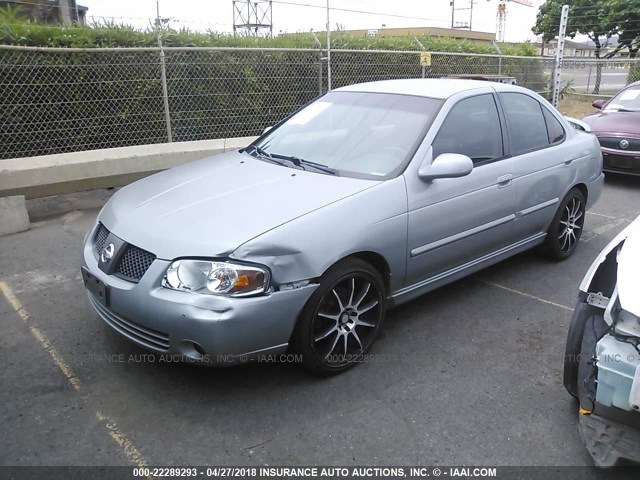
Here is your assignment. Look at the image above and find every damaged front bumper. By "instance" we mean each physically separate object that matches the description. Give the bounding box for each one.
[580,407,640,467]
[82,224,319,364]
[568,217,640,465]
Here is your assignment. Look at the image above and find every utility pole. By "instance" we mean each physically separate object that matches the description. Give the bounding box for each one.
[326,0,332,90]
[58,0,72,24]
[551,4,569,108]
[451,0,474,31]
[156,1,173,142]
[450,0,455,29]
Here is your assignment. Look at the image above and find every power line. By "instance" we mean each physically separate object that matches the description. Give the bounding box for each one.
[270,0,450,26]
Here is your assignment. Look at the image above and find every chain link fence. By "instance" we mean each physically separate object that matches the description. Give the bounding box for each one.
[559,57,640,100]
[0,44,638,160]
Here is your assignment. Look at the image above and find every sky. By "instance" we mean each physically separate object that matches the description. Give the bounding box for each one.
[78,0,547,43]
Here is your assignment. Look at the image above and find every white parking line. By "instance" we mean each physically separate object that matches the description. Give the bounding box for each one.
[479,280,574,312]
[581,216,628,243]
[586,211,626,220]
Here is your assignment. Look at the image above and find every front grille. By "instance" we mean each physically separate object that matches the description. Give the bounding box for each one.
[597,136,640,152]
[115,245,156,283]
[93,224,110,258]
[88,294,170,352]
[91,223,156,283]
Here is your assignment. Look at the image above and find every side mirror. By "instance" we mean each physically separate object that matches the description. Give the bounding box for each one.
[263,126,273,135]
[419,153,473,181]
[592,99,606,110]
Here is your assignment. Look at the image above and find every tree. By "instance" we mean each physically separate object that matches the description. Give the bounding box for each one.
[603,0,640,59]
[532,0,624,94]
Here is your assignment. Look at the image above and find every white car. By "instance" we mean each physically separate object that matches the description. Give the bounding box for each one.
[564,216,640,466]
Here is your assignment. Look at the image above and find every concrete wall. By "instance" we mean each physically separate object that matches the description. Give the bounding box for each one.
[0,137,257,199]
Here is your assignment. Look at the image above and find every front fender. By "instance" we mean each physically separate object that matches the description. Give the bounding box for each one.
[579,216,640,293]
[231,177,408,294]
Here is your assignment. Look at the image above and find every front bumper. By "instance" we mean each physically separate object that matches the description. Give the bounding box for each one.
[82,224,318,364]
[579,409,640,467]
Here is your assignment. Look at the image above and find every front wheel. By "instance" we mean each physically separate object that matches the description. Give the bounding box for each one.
[292,258,386,375]
[563,296,592,399]
[542,188,586,261]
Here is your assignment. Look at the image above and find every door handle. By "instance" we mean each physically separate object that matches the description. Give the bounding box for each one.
[497,174,512,188]
[564,158,575,165]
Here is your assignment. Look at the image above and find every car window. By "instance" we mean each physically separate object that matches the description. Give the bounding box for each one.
[500,93,549,154]
[255,91,442,179]
[542,107,566,144]
[432,94,503,164]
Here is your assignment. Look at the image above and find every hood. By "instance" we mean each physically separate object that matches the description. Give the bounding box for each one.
[617,216,640,318]
[99,151,379,259]
[583,111,640,136]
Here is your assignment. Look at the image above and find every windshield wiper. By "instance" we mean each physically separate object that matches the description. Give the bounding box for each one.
[241,145,287,166]
[270,153,338,175]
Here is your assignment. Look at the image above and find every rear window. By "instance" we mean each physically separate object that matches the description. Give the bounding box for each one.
[542,107,565,144]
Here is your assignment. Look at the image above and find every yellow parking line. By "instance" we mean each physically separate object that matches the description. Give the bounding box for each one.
[0,281,82,391]
[0,280,29,321]
[96,411,150,469]
[479,280,574,312]
[1,281,152,470]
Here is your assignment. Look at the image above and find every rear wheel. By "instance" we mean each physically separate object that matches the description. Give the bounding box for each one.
[292,258,385,375]
[543,188,586,261]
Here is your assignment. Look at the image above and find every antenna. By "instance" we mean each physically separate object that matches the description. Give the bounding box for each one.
[232,0,273,36]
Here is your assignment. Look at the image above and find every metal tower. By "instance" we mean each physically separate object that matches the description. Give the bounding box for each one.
[496,2,507,42]
[232,0,273,36]
[494,0,533,43]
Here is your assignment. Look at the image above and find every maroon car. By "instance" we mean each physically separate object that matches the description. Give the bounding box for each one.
[583,81,640,175]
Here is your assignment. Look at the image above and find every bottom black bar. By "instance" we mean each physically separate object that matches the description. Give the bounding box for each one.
[0,466,638,480]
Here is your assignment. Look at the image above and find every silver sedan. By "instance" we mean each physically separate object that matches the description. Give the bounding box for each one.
[81,79,604,374]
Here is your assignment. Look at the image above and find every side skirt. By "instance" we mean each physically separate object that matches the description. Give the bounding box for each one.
[387,233,546,309]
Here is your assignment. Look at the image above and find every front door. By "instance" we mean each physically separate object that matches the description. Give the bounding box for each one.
[404,93,518,287]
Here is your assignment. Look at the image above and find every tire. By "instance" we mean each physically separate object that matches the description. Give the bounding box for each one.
[291,258,386,375]
[563,295,592,398]
[542,188,586,261]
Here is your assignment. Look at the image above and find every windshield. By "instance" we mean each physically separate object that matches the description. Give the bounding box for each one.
[254,91,442,179]
[605,86,640,112]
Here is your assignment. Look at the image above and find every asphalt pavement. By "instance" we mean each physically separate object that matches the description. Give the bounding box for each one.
[1,176,640,469]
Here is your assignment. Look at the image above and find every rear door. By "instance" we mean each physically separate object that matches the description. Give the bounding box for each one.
[498,92,578,241]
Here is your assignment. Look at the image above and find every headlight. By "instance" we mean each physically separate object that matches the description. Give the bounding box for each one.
[162,260,270,297]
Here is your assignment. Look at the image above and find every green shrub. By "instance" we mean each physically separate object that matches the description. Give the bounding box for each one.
[0,17,546,158]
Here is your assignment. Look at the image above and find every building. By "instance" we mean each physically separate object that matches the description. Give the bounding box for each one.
[0,0,88,25]
[533,38,619,58]
[342,26,495,43]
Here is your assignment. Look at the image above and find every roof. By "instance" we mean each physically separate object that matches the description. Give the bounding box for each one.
[533,40,597,50]
[340,26,495,42]
[336,78,521,99]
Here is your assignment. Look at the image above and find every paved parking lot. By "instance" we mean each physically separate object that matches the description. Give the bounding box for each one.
[1,176,639,469]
